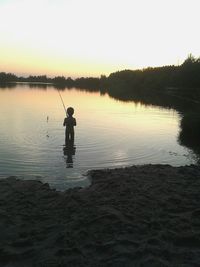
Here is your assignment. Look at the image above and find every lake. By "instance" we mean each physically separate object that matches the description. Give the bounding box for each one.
[0,84,196,190]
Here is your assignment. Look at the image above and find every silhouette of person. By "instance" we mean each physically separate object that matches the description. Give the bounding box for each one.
[63,107,76,146]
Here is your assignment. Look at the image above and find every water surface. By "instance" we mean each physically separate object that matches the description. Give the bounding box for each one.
[0,84,196,189]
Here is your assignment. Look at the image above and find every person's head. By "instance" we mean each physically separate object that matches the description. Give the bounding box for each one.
[67,107,74,116]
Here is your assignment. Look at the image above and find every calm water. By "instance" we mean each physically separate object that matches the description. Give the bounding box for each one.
[0,84,196,190]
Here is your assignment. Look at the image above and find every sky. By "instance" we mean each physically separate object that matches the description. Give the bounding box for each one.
[0,0,200,78]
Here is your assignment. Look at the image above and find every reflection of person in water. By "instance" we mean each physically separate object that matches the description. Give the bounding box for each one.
[63,107,76,145]
[63,141,76,168]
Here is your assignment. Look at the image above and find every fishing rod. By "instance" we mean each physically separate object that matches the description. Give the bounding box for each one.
[57,89,67,114]
[45,90,67,139]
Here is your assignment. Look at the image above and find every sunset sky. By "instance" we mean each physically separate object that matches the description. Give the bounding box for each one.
[0,0,200,78]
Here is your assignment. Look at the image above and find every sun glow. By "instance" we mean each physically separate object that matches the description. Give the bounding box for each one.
[0,0,200,77]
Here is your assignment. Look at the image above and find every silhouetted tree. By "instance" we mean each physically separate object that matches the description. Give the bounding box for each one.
[0,72,17,82]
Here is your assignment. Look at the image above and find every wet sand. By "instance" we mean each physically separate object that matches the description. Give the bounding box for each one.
[1,164,200,266]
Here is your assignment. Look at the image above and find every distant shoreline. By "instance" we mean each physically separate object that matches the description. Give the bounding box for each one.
[1,55,200,163]
[1,55,200,92]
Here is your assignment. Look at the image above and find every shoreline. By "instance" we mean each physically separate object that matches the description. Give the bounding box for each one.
[1,164,200,266]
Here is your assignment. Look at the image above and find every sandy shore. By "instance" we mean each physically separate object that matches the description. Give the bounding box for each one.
[1,164,200,267]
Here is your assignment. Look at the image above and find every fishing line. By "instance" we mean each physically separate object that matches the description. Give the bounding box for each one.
[57,89,67,114]
[46,90,66,140]
[46,116,50,138]
[45,90,67,139]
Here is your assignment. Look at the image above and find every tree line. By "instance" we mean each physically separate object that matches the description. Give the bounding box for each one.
[1,55,200,158]
[1,54,200,101]
[1,54,200,93]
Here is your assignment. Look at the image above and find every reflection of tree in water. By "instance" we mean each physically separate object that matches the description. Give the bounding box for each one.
[63,141,76,168]
[0,82,17,89]
[1,55,200,162]
[178,111,200,163]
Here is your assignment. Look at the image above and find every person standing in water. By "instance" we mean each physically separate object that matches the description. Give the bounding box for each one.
[63,107,76,145]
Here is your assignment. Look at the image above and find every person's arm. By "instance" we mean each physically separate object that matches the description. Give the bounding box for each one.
[63,118,66,126]
[74,118,77,126]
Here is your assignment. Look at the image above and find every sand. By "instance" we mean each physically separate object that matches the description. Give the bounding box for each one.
[1,164,200,267]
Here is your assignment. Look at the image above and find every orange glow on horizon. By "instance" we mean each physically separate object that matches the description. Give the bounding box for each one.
[0,0,200,77]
